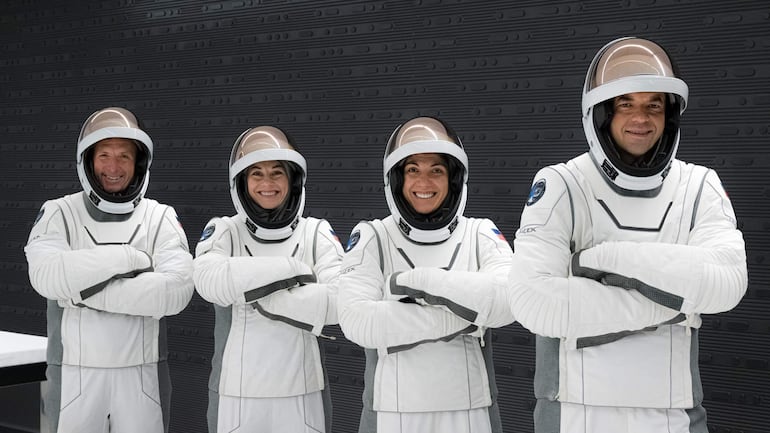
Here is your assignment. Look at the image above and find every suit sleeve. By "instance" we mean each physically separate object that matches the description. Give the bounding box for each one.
[193,217,315,307]
[507,167,682,343]
[255,219,345,334]
[337,222,474,352]
[25,200,153,306]
[76,205,194,318]
[571,169,747,315]
[391,219,515,328]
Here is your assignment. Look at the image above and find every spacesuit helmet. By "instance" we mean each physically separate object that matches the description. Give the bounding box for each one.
[384,116,469,244]
[229,126,307,241]
[582,37,689,193]
[76,107,153,215]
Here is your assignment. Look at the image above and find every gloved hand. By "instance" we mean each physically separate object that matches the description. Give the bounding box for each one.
[390,269,479,324]
[571,245,690,313]
[124,245,153,275]
[244,258,316,304]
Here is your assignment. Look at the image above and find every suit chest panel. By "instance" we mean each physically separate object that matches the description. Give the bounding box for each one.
[588,193,683,245]
[382,222,477,273]
[233,221,311,264]
[575,164,696,247]
[66,202,156,253]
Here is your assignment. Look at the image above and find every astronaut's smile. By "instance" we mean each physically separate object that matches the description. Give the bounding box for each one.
[92,138,137,193]
[625,128,653,137]
[401,153,450,215]
[246,160,289,210]
[610,92,666,161]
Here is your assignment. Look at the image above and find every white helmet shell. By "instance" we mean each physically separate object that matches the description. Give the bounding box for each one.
[76,107,153,214]
[582,37,689,193]
[229,126,307,241]
[384,117,469,244]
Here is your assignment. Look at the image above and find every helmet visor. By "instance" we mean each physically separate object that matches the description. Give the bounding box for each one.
[229,126,306,181]
[588,37,677,91]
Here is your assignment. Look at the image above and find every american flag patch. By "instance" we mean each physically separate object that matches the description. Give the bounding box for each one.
[492,228,506,242]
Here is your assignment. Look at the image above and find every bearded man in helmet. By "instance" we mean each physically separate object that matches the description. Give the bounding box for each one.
[506,37,748,432]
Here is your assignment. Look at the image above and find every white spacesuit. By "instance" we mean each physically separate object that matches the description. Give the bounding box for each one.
[338,117,514,433]
[193,126,343,433]
[24,107,194,433]
[507,38,748,432]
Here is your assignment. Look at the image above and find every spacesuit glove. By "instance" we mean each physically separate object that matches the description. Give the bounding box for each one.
[571,246,694,313]
[126,246,153,274]
[244,258,316,304]
[78,245,153,301]
[390,269,479,323]
[562,273,689,350]
[381,272,416,303]
[569,249,609,281]
[384,271,421,303]
[509,254,686,344]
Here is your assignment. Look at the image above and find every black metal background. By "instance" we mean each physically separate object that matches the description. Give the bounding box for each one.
[1,1,768,432]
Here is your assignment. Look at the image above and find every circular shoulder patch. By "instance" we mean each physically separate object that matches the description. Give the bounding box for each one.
[526,178,546,206]
[199,224,216,241]
[345,230,361,252]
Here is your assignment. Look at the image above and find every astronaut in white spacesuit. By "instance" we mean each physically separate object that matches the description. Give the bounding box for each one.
[24,107,194,433]
[506,37,748,432]
[193,126,344,433]
[338,116,515,433]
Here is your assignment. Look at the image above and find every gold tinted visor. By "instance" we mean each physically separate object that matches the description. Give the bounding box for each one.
[385,117,458,157]
[228,126,306,184]
[590,38,676,91]
[78,107,141,141]
[230,126,295,165]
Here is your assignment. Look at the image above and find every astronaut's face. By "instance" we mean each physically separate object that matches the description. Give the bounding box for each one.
[610,92,666,163]
[401,153,449,215]
[92,138,137,193]
[246,160,289,210]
